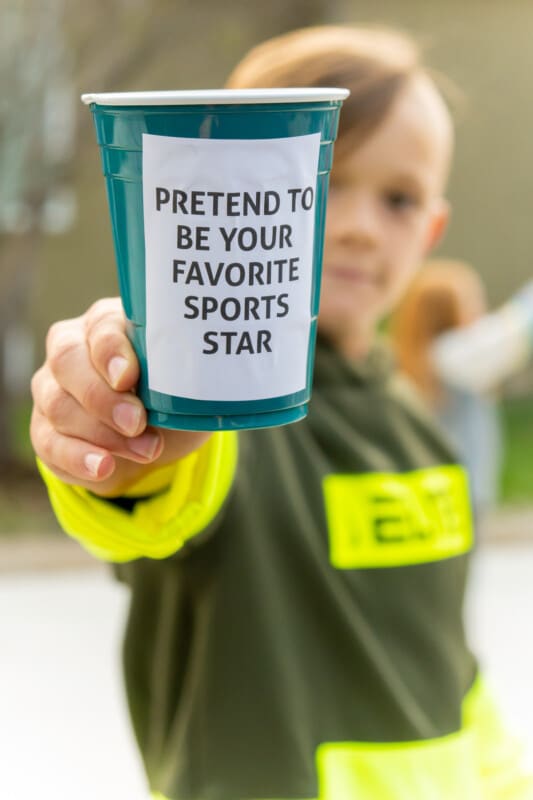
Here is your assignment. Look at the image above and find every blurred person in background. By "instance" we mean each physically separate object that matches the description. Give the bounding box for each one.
[393,263,533,518]
[431,280,533,393]
[392,259,503,516]
[30,24,533,800]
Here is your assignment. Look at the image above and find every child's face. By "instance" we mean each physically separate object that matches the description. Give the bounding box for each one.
[319,77,451,353]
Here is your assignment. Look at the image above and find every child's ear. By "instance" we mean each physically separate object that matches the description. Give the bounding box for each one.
[424,198,450,253]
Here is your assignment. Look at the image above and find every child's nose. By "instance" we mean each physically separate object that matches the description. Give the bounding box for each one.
[333,193,381,246]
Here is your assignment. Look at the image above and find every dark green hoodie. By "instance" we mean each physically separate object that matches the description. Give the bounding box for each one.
[115,338,476,799]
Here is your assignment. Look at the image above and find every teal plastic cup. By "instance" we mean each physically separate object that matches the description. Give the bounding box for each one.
[82,88,349,430]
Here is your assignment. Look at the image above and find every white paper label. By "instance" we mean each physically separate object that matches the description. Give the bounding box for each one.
[142,132,321,401]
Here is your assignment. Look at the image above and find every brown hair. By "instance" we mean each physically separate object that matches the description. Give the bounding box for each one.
[225,25,433,160]
[391,260,487,404]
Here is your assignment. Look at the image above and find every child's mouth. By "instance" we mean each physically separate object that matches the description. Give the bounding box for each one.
[328,265,376,285]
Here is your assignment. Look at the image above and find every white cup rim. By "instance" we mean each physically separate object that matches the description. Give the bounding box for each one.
[81,88,350,107]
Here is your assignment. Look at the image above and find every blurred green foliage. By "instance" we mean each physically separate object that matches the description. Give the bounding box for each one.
[1,401,60,534]
[501,396,533,504]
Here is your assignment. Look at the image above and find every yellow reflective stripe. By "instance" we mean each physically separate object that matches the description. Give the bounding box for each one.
[37,430,238,562]
[149,680,533,800]
[151,794,314,800]
[323,465,473,568]
[317,730,479,799]
[464,676,533,799]
[315,677,533,799]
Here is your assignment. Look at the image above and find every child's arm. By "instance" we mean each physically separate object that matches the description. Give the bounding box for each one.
[30,298,238,562]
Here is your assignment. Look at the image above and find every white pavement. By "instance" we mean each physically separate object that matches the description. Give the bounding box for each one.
[1,540,533,800]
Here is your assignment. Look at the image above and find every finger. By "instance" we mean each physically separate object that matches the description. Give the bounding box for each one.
[84,298,140,392]
[31,407,116,484]
[33,367,162,462]
[45,323,147,438]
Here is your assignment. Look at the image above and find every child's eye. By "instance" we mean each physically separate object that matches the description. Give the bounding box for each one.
[385,191,420,211]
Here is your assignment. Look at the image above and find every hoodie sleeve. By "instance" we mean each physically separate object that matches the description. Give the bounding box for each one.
[37,431,238,563]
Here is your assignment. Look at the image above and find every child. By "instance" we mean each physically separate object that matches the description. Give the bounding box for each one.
[391,260,503,515]
[30,25,533,800]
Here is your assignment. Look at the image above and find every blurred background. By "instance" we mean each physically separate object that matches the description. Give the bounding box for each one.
[1,1,533,797]
[2,0,533,520]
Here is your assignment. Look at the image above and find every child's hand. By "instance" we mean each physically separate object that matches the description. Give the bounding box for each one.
[30,298,211,496]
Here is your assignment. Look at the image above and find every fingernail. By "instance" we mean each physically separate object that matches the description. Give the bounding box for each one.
[85,453,104,477]
[113,402,143,436]
[108,356,129,388]
[127,432,161,460]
